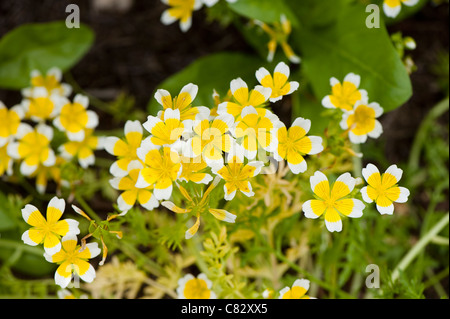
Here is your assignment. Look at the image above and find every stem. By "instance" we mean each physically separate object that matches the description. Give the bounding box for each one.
[74,194,102,222]
[0,239,46,256]
[391,213,449,282]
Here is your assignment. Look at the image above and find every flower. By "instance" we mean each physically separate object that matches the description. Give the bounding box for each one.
[44,235,100,288]
[274,117,323,174]
[0,101,24,147]
[179,155,213,184]
[21,196,80,255]
[160,0,203,32]
[53,94,99,142]
[340,100,384,144]
[136,144,181,200]
[104,120,144,177]
[21,87,63,122]
[177,273,217,299]
[360,163,410,215]
[231,105,281,160]
[256,62,300,102]
[109,160,159,213]
[0,143,13,176]
[7,123,56,176]
[321,73,368,112]
[215,151,264,201]
[184,112,234,168]
[22,67,72,98]
[154,83,209,121]
[279,279,314,299]
[255,15,300,64]
[383,0,419,18]
[59,129,104,169]
[217,78,272,118]
[302,171,365,232]
[142,108,186,146]
[33,156,67,194]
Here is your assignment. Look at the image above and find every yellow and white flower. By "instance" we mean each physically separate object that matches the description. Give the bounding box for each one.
[302,171,365,232]
[104,120,144,177]
[184,112,234,168]
[143,108,187,146]
[179,155,213,184]
[274,117,323,174]
[361,163,410,215]
[21,196,80,255]
[256,62,299,103]
[59,129,104,169]
[7,123,56,176]
[176,273,217,299]
[53,94,99,142]
[21,87,63,122]
[215,153,263,201]
[0,143,13,176]
[44,235,100,288]
[109,160,159,213]
[160,0,203,32]
[321,73,368,112]
[383,0,419,18]
[231,105,281,160]
[136,144,181,200]
[22,67,72,98]
[217,78,272,118]
[34,156,67,194]
[279,279,315,299]
[154,83,209,121]
[340,100,384,144]
[0,101,24,147]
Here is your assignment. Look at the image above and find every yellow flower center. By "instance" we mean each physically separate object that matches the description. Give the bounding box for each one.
[184,278,211,299]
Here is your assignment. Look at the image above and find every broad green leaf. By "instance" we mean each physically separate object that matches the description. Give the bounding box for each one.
[227,0,298,27]
[291,2,412,112]
[0,21,94,89]
[147,52,271,115]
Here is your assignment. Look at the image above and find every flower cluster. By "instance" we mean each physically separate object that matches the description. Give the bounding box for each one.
[322,73,384,144]
[1,67,104,193]
[105,62,323,239]
[20,196,101,288]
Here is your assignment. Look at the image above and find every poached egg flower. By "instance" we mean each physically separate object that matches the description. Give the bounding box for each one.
[361,163,410,215]
[256,62,299,103]
[44,235,100,288]
[21,196,80,255]
[59,129,104,169]
[340,100,384,144]
[321,73,368,112]
[53,94,99,142]
[160,0,203,32]
[279,279,315,299]
[136,144,182,200]
[0,102,24,147]
[7,123,56,176]
[217,78,272,118]
[21,87,63,122]
[142,108,186,147]
[274,117,323,174]
[104,120,144,177]
[177,273,217,299]
[302,171,365,232]
[383,0,419,18]
[22,67,72,98]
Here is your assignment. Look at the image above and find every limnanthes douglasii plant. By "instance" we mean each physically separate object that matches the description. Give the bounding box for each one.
[0,0,448,300]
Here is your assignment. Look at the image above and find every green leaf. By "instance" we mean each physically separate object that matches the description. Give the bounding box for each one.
[227,0,298,27]
[147,52,270,115]
[0,21,94,89]
[291,2,412,112]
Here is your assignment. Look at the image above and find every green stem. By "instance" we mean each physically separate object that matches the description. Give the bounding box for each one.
[391,213,450,282]
[74,194,102,222]
[408,97,449,173]
[0,239,45,256]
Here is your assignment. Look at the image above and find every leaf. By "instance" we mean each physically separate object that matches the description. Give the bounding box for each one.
[0,21,94,89]
[147,52,270,115]
[290,2,412,112]
[227,0,298,27]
